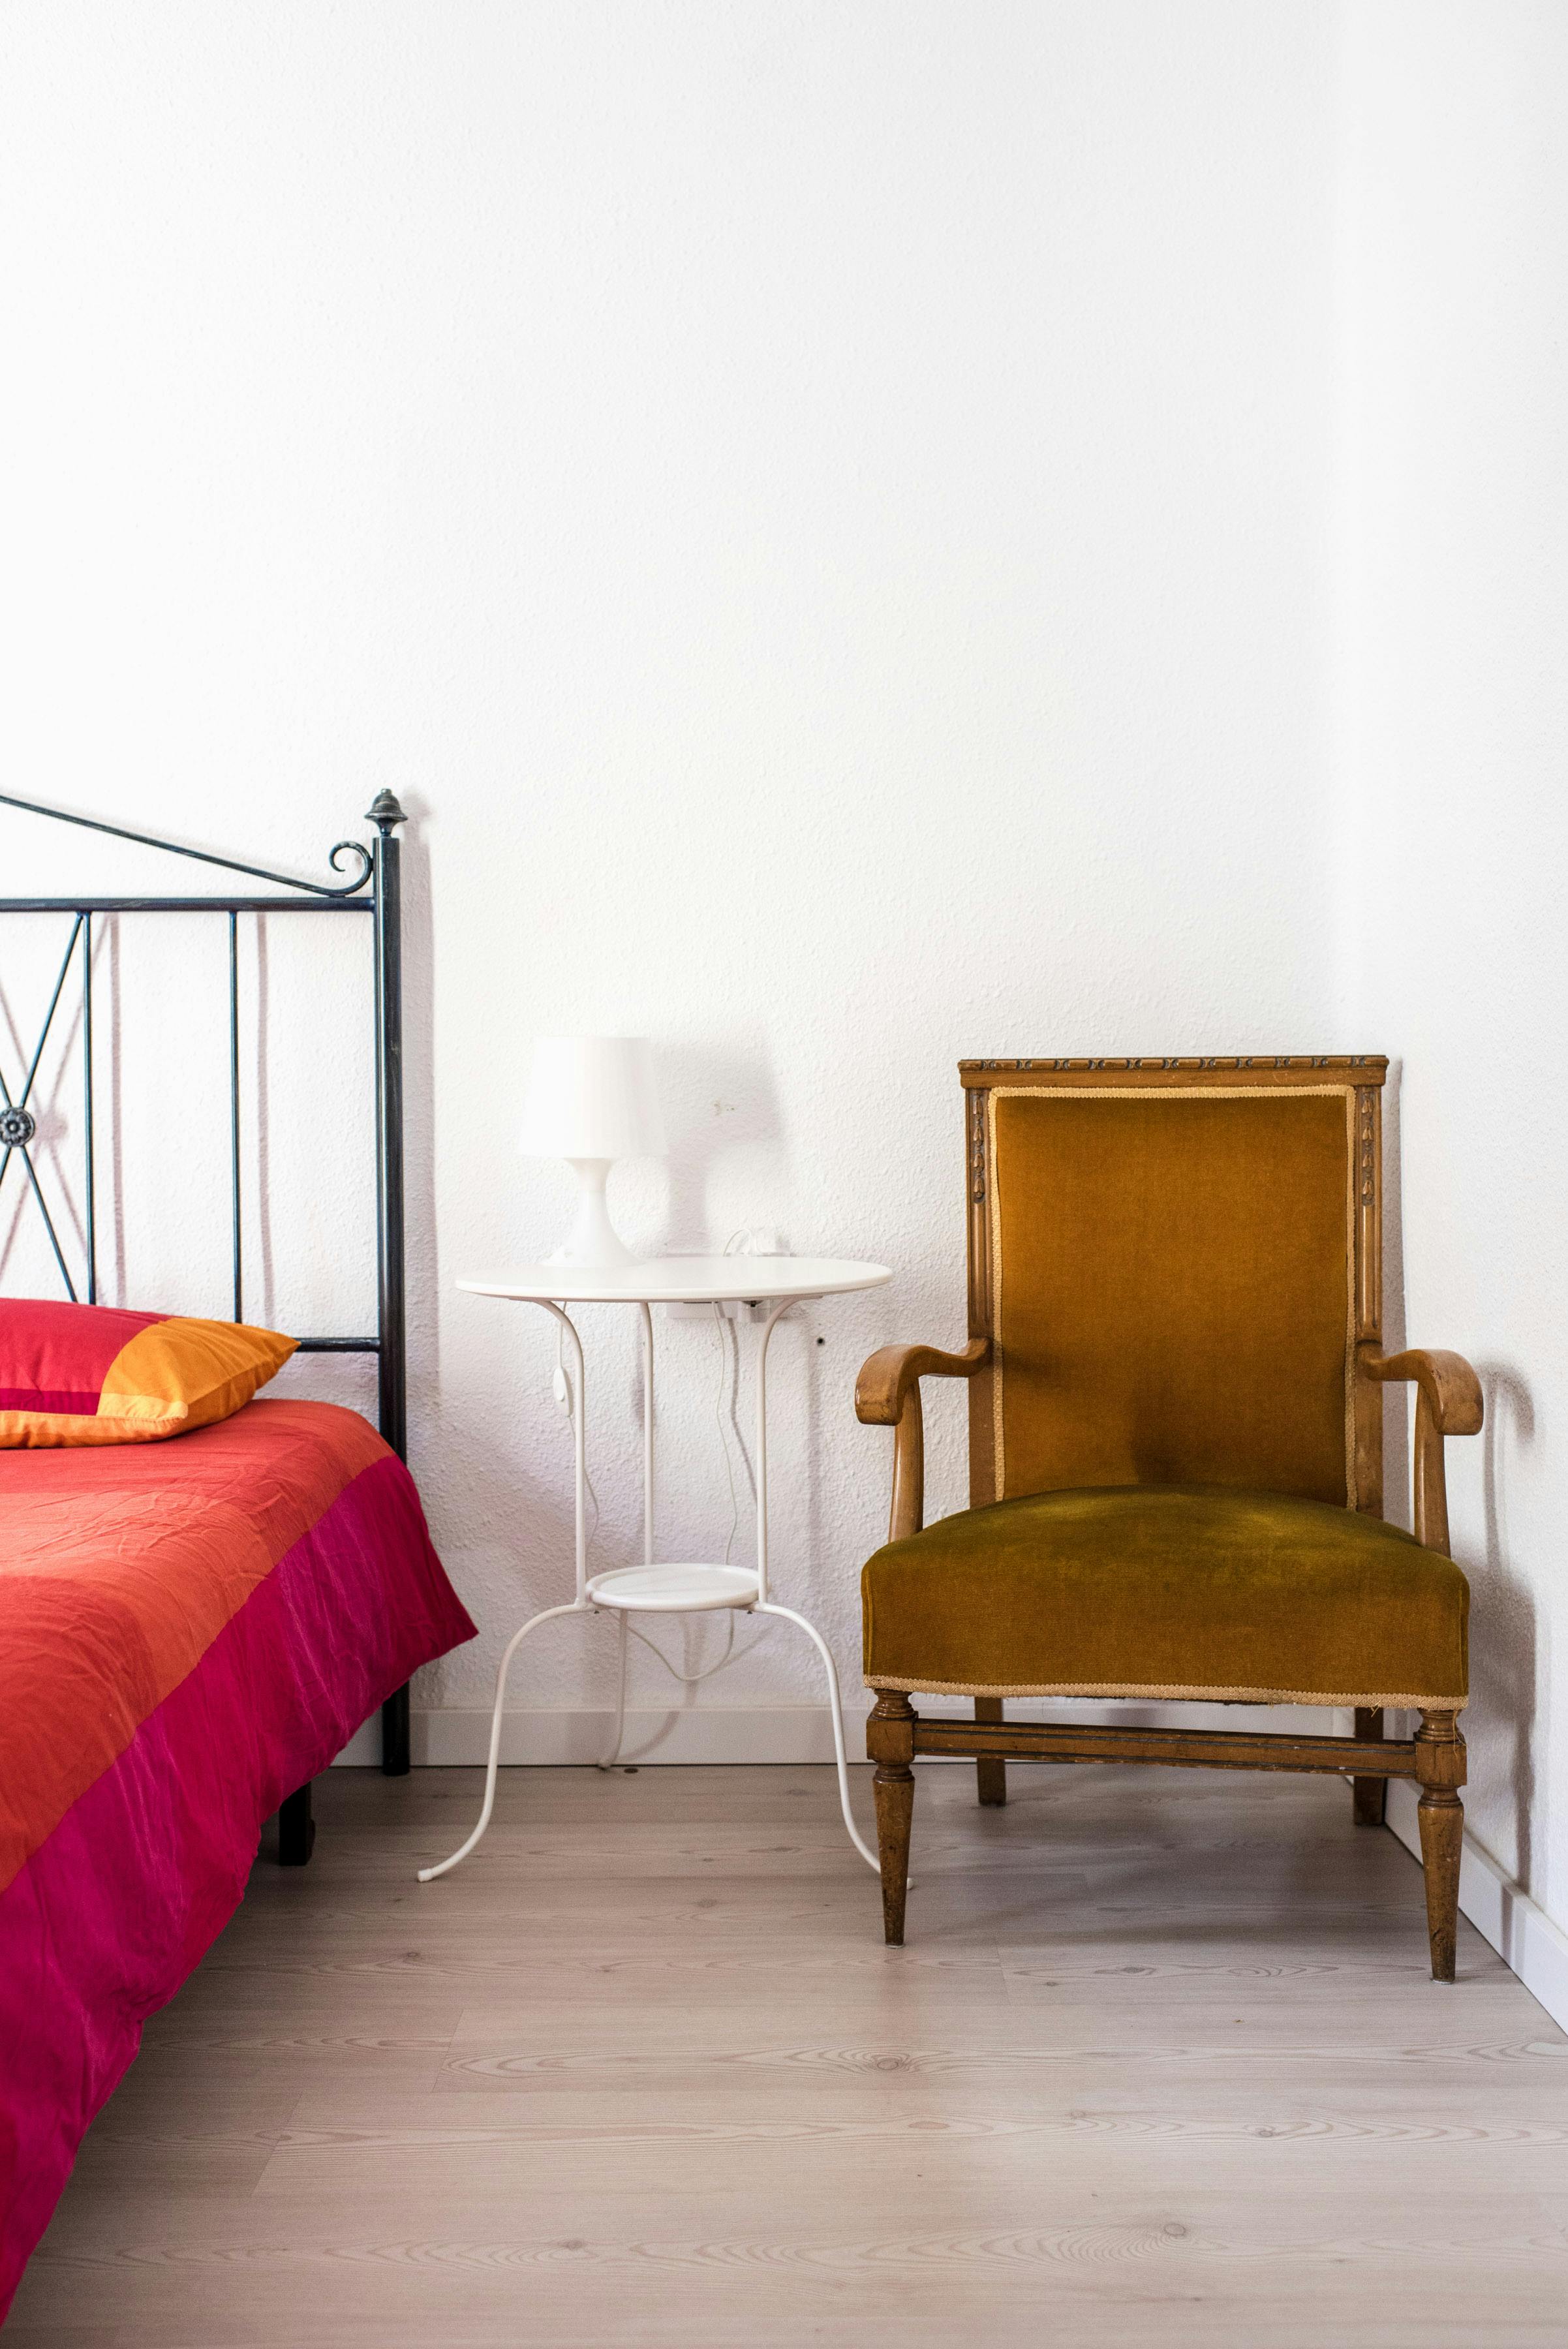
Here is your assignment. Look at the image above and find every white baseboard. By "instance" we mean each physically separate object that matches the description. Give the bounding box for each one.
[332,1704,859,1768]
[1385,1777,1568,2037]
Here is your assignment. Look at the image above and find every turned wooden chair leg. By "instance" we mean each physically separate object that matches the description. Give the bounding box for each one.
[975,1695,1006,1806]
[1415,1709,1466,1982]
[1352,1706,1387,1825]
[868,1691,916,1944]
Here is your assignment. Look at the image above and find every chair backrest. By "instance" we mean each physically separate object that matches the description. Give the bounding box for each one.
[961,1058,1387,1513]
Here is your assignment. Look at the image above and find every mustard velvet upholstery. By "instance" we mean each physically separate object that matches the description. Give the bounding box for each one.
[862,1484,1468,1708]
[988,1090,1353,1505]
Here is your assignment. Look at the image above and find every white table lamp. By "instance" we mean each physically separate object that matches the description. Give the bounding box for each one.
[518,1036,666,1267]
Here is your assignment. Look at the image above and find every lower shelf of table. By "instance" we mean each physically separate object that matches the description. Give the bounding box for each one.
[587,1563,761,1612]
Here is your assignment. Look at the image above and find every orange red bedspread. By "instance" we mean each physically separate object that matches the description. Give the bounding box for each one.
[0,1400,474,2317]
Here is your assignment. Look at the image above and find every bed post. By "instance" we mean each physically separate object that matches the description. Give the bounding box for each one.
[370,791,412,1775]
[277,1781,316,1865]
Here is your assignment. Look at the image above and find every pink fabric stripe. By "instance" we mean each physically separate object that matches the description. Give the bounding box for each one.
[0,1388,102,1414]
[0,1452,474,2318]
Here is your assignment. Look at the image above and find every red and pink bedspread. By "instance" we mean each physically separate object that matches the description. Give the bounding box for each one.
[0,1399,475,2317]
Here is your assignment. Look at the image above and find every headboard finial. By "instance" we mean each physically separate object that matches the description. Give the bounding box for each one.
[366,790,407,833]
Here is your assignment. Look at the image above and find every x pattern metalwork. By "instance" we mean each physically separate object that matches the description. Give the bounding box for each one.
[0,914,91,1301]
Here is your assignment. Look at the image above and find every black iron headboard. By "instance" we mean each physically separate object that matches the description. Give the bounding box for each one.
[0,789,412,1773]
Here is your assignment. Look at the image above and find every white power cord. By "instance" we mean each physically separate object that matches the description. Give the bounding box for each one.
[554,1318,601,1550]
[628,1291,758,1684]
[710,1300,752,1563]
[715,1231,761,1516]
[626,1610,739,1684]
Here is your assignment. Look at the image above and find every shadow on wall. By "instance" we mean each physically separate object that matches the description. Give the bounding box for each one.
[1383,1060,1536,1884]
[654,1039,789,1249]
[1471,1362,1538,1893]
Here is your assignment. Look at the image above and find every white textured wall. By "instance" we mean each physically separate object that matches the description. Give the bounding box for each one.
[0,2,1344,1742]
[1336,3,1568,1929]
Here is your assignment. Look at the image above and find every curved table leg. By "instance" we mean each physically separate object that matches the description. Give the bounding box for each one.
[598,1304,654,1772]
[598,1608,630,1770]
[754,1600,880,1871]
[417,1601,584,1881]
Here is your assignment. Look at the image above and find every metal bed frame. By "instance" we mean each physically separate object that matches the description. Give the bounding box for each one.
[0,789,414,1790]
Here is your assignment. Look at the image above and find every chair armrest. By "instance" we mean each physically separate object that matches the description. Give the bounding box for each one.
[1359,1345,1483,1554]
[855,1339,990,1544]
[855,1338,991,1425]
[1360,1347,1483,1436]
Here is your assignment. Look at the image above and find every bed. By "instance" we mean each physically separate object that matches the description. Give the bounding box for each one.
[0,795,475,2317]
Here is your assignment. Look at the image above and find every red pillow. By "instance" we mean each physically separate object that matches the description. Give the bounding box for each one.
[0,1298,296,1448]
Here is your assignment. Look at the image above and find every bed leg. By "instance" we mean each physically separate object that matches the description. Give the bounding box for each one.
[278,1781,316,1866]
[382,1684,411,1775]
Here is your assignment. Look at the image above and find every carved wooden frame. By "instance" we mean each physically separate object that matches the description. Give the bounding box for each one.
[962,1054,1388,1515]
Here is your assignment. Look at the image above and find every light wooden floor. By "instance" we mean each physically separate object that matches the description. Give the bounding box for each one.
[12,1762,1568,2348]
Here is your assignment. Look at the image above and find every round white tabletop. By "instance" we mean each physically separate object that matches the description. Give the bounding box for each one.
[458,1255,891,1305]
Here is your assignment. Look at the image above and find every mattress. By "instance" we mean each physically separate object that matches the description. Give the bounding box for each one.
[0,1398,475,2316]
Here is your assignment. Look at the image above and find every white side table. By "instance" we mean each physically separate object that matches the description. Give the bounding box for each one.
[418,1255,892,1882]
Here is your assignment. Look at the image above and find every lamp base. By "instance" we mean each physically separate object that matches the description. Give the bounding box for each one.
[546,1159,639,1268]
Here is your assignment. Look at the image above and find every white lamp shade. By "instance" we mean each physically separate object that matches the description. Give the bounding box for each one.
[517,1037,666,1163]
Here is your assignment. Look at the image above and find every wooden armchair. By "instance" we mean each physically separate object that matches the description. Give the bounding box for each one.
[855,1058,1482,1980]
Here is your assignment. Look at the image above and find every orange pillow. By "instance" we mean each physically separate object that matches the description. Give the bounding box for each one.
[0,1298,296,1448]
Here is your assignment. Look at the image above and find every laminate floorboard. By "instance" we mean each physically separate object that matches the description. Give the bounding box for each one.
[12,1762,1568,2346]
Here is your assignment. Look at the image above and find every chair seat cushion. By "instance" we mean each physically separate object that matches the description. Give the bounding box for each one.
[861,1484,1467,1708]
